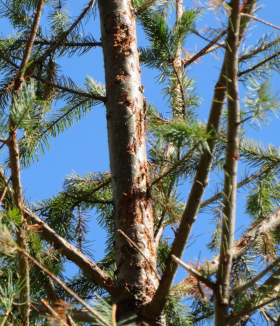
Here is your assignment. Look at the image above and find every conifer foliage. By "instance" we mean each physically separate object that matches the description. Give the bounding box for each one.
[0,0,280,325]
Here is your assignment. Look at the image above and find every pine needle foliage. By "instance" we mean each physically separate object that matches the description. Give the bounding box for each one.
[0,0,280,325]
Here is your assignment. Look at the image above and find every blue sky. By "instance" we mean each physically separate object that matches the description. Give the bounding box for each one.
[1,0,280,314]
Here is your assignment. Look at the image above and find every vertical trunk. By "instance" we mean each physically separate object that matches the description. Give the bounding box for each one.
[98,0,159,322]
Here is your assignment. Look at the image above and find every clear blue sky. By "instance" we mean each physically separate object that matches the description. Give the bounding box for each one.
[1,0,280,314]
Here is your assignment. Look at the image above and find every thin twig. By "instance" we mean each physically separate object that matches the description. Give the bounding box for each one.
[240,13,280,31]
[118,229,160,280]
[183,30,227,68]
[239,36,280,62]
[231,256,280,296]
[171,255,215,290]
[135,0,157,15]
[227,296,280,323]
[5,243,112,326]
[200,165,273,210]
[152,148,194,186]
[238,50,280,77]
[40,299,69,326]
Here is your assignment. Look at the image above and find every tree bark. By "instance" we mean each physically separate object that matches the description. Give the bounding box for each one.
[98,0,159,323]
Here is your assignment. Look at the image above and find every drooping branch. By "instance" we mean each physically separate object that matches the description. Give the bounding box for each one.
[24,205,118,296]
[0,168,117,297]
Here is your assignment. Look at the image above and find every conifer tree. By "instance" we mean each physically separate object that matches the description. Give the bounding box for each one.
[0,0,280,325]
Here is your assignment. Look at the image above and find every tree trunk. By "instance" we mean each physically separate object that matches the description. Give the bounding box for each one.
[98,0,160,323]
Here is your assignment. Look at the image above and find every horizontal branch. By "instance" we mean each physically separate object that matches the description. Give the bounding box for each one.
[33,74,106,102]
[0,39,102,48]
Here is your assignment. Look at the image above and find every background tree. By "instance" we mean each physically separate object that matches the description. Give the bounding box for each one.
[0,0,280,325]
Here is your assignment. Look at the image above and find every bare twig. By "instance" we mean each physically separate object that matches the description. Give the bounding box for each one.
[231,256,280,296]
[239,36,280,62]
[171,255,215,289]
[200,165,273,210]
[183,30,227,68]
[118,229,160,280]
[135,0,157,15]
[228,296,280,324]
[238,50,280,77]
[40,299,69,326]
[240,13,280,31]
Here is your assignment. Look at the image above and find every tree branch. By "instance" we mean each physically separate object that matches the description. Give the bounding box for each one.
[215,1,241,321]
[24,205,118,296]
[238,50,280,77]
[240,13,280,31]
[144,2,257,317]
[36,0,96,63]
[134,0,157,15]
[229,296,280,324]
[9,244,112,326]
[40,299,69,326]
[30,302,96,323]
[239,35,280,62]
[8,1,45,324]
[171,255,215,290]
[200,165,273,210]
[183,30,227,68]
[172,207,280,298]
[33,74,106,102]
[231,256,280,296]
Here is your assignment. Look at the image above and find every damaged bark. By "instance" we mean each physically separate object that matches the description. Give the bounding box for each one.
[98,0,159,323]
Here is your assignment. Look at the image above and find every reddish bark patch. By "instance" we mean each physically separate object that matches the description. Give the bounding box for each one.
[113,23,134,56]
